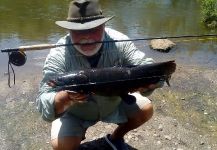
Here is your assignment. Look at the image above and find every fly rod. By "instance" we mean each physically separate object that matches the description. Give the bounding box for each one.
[2,33,216,87]
[1,34,217,53]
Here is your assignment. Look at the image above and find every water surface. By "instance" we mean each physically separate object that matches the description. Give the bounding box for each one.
[0,0,216,72]
[0,0,216,144]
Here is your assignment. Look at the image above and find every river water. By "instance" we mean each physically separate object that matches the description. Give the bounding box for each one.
[0,0,217,74]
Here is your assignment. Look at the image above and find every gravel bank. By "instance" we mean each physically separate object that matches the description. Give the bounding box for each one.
[0,63,216,150]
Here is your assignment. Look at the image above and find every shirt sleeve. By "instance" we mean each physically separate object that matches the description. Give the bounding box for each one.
[121,39,154,66]
[120,37,165,96]
[36,47,66,122]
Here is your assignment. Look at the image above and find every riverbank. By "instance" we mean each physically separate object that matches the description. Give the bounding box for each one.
[0,62,216,150]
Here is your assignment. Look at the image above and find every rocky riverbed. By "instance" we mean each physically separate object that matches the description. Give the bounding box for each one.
[0,62,216,150]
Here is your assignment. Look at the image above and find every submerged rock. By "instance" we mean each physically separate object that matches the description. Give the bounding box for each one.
[150,39,176,52]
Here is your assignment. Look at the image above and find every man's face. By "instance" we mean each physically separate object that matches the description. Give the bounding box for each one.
[70,25,105,56]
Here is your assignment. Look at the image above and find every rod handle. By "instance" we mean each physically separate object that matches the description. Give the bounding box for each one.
[19,44,57,51]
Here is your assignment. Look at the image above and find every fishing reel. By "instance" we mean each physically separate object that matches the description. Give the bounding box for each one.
[8,51,27,66]
[6,51,27,87]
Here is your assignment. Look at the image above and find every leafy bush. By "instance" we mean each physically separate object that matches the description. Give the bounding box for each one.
[201,0,217,28]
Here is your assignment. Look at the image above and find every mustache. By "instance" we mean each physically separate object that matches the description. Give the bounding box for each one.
[78,39,98,44]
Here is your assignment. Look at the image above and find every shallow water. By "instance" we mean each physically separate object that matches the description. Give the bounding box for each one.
[0,0,217,74]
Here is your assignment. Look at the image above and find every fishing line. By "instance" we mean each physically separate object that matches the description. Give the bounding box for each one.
[173,37,217,43]
[7,53,15,87]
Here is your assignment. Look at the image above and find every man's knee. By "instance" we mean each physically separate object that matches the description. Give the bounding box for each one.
[141,103,154,121]
[134,103,153,125]
[51,136,82,150]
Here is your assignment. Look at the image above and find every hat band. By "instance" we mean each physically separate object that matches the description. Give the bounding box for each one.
[67,15,105,23]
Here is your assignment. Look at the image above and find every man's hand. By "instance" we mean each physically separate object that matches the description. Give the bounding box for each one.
[130,81,164,94]
[136,83,160,93]
[66,90,89,102]
[54,90,88,116]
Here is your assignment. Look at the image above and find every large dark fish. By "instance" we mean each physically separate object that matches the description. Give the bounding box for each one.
[48,60,176,104]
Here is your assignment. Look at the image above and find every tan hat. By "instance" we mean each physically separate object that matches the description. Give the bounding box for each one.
[56,0,114,30]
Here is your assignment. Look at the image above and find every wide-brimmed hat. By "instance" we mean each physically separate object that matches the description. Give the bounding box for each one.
[56,0,113,30]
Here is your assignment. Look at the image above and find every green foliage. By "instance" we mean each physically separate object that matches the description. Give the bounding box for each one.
[201,0,217,28]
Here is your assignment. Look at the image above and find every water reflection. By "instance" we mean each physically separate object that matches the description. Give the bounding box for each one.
[0,0,68,40]
[101,0,214,36]
[0,0,216,71]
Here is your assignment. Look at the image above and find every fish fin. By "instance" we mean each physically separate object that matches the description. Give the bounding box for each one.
[165,75,172,86]
[166,79,170,86]
[112,64,137,68]
[112,62,138,67]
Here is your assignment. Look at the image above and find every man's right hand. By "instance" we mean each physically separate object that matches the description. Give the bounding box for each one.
[54,90,88,116]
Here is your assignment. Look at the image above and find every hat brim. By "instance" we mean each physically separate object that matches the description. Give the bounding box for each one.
[55,16,114,30]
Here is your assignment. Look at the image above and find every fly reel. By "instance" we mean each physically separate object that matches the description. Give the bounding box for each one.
[6,51,27,87]
[9,51,27,66]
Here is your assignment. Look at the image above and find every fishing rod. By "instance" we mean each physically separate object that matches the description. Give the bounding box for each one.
[1,34,217,66]
[1,34,217,53]
[1,34,217,87]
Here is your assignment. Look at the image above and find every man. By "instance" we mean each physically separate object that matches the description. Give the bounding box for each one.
[36,0,162,150]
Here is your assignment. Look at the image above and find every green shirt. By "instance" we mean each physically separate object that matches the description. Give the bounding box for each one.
[36,28,154,122]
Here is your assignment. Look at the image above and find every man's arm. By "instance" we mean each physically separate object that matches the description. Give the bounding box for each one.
[36,48,66,122]
[36,46,88,121]
[121,40,164,95]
